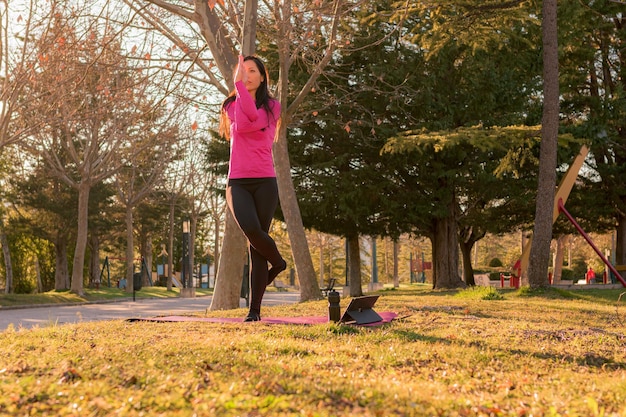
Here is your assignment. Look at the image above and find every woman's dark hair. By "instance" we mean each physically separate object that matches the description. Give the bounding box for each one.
[219,56,278,139]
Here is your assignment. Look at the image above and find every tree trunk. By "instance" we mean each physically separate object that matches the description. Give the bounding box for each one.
[167,200,175,291]
[528,0,559,289]
[89,231,100,288]
[141,231,153,286]
[213,214,221,278]
[432,206,465,289]
[125,206,135,293]
[617,211,626,265]
[319,238,324,287]
[210,210,247,310]
[205,0,252,304]
[553,234,567,283]
[54,231,69,290]
[393,240,399,288]
[1,220,13,294]
[459,238,475,286]
[348,235,363,297]
[274,120,320,301]
[70,182,90,295]
[459,226,485,287]
[190,216,197,288]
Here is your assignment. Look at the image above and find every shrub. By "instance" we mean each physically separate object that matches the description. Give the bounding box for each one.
[559,268,575,281]
[14,278,35,294]
[489,258,503,267]
[489,271,502,281]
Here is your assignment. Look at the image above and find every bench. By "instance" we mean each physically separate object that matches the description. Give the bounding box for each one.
[274,280,288,292]
[321,278,337,297]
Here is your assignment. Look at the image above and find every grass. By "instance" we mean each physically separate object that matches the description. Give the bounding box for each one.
[1,285,626,416]
[0,286,214,308]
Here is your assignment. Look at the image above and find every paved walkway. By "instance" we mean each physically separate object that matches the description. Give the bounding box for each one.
[0,292,301,331]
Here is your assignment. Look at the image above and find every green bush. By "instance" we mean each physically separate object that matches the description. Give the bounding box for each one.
[489,258,503,267]
[13,278,35,294]
[489,271,502,281]
[559,268,575,281]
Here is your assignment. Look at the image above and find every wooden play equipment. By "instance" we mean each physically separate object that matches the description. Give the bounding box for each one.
[518,145,625,287]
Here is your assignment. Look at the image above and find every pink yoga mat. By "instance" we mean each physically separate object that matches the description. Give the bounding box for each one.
[128,311,397,326]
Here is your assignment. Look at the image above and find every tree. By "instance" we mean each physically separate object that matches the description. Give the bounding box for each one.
[289,1,544,289]
[1,0,52,292]
[199,131,230,278]
[0,0,43,151]
[9,160,77,290]
[17,0,168,294]
[526,0,559,288]
[130,0,362,305]
[113,116,181,293]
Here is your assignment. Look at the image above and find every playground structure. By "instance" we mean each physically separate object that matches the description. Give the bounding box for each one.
[99,256,153,289]
[557,198,626,287]
[410,252,431,283]
[517,145,625,287]
[99,256,214,290]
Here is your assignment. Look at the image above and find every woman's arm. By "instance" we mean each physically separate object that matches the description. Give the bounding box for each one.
[231,82,279,134]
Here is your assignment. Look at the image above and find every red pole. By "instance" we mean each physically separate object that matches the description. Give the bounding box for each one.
[558,198,626,287]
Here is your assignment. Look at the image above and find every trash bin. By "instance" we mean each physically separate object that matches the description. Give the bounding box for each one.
[133,272,143,291]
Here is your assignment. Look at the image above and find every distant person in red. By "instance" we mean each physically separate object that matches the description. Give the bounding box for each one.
[219,55,287,322]
[586,266,596,284]
[512,259,522,279]
[509,259,521,288]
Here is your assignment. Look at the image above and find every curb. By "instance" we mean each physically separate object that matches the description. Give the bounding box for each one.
[0,298,133,311]
[0,294,213,311]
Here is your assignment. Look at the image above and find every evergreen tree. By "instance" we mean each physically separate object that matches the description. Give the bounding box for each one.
[291,1,545,288]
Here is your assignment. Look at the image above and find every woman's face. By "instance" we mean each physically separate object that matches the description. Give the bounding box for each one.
[243,59,264,97]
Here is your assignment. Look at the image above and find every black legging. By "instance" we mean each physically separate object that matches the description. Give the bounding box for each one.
[226,177,285,314]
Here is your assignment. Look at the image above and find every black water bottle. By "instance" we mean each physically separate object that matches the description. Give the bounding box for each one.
[328,290,341,322]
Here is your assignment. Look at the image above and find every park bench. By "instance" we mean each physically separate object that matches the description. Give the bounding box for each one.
[274,280,289,292]
[321,278,337,297]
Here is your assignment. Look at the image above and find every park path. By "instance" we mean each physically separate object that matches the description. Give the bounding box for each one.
[0,292,300,331]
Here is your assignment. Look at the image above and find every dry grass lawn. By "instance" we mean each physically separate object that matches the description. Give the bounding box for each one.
[1,285,625,416]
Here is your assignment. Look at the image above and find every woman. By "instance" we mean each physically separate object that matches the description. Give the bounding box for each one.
[219,55,287,322]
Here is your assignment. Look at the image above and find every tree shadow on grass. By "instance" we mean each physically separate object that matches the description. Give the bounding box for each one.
[507,347,626,370]
[391,328,451,344]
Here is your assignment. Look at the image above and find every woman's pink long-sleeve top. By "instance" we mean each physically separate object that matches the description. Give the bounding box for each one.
[225,81,281,179]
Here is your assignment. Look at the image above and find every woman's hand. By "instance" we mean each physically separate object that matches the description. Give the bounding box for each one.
[234,55,247,84]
